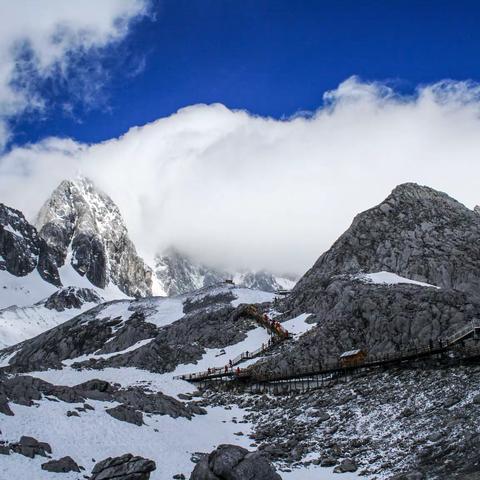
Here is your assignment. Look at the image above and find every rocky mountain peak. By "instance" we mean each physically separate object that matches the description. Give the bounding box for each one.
[36,176,152,297]
[377,182,472,220]
[292,183,480,300]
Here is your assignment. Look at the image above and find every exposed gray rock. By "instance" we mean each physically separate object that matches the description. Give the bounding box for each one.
[41,456,81,473]
[190,444,282,480]
[90,453,156,480]
[36,177,152,297]
[211,365,480,480]
[261,184,480,374]
[0,445,10,455]
[290,183,480,309]
[256,276,480,376]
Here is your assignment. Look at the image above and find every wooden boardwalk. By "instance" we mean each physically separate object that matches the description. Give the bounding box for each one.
[175,319,480,391]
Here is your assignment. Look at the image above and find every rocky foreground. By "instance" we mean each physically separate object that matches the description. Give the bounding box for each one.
[200,364,480,480]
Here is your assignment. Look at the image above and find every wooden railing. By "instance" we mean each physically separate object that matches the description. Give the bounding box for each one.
[175,320,480,385]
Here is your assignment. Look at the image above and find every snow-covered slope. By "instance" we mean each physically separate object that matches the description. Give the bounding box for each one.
[0,286,104,348]
[0,283,303,480]
[154,247,296,296]
[0,268,57,310]
[36,177,153,298]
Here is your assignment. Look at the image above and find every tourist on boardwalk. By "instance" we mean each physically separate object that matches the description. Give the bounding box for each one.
[224,365,228,373]
[229,359,233,368]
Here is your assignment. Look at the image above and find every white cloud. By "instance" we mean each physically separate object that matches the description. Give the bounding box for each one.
[1,77,480,276]
[0,0,149,146]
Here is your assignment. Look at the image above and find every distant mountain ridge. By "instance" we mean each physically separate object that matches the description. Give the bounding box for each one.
[154,247,296,296]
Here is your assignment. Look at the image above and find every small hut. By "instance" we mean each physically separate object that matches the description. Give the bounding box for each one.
[339,349,366,367]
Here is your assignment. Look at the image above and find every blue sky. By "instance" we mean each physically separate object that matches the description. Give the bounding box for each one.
[9,0,480,147]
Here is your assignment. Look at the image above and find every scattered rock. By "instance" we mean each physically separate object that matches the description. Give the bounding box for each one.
[10,436,51,459]
[106,404,143,426]
[190,444,282,480]
[41,456,81,473]
[333,459,358,473]
[90,453,156,480]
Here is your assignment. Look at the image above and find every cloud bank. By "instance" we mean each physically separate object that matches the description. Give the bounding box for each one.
[1,77,480,275]
[0,0,149,149]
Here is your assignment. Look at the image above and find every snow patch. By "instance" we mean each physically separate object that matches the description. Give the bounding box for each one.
[281,313,315,336]
[63,338,156,366]
[0,269,58,310]
[353,271,439,288]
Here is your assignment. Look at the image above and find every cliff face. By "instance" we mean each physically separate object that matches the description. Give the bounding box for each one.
[36,177,152,297]
[0,203,59,286]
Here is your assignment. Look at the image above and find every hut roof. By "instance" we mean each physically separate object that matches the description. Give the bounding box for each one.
[340,349,363,358]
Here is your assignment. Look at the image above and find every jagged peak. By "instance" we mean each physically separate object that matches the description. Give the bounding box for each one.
[386,182,464,207]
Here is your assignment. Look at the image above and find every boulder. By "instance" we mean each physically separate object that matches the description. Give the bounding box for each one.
[10,436,51,458]
[41,456,81,473]
[90,453,156,480]
[106,404,144,426]
[190,444,282,480]
[333,459,358,473]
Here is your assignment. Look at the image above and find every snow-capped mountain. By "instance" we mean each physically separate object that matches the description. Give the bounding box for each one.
[154,247,296,296]
[36,177,153,298]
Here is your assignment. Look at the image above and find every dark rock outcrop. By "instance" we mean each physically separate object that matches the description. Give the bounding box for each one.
[90,453,156,480]
[41,456,81,473]
[0,374,204,420]
[44,286,102,311]
[0,203,59,286]
[190,444,282,480]
[106,404,143,426]
[10,436,51,458]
